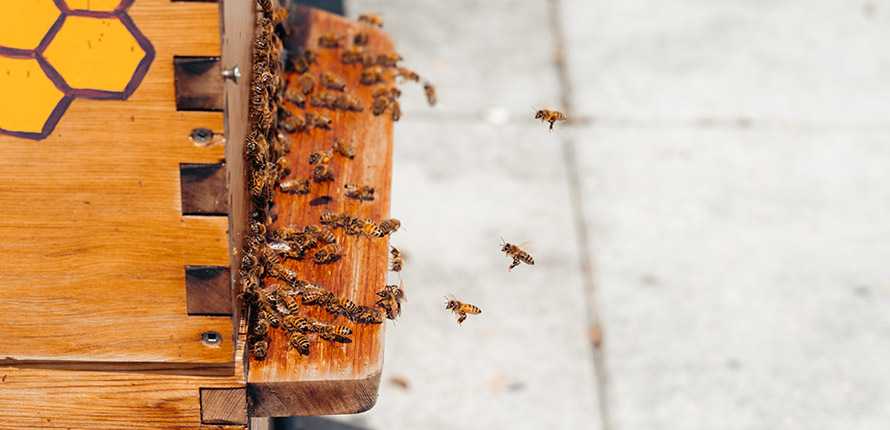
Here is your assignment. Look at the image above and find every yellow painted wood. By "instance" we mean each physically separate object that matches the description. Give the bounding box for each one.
[66,0,122,11]
[0,57,65,133]
[0,0,59,50]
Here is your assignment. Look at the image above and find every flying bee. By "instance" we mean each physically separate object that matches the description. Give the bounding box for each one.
[358,13,383,27]
[308,149,334,165]
[445,294,482,325]
[372,86,401,101]
[423,82,437,106]
[289,331,310,355]
[341,46,365,65]
[318,32,345,48]
[371,97,391,116]
[396,67,421,82]
[312,163,335,182]
[304,112,332,129]
[360,66,386,85]
[376,218,401,236]
[354,30,369,46]
[319,71,347,91]
[298,72,315,94]
[304,225,337,244]
[280,178,311,194]
[376,52,402,67]
[282,315,311,332]
[344,183,375,201]
[284,87,306,107]
[354,306,384,324]
[332,138,356,159]
[250,337,269,360]
[390,246,402,272]
[534,108,567,132]
[390,101,401,121]
[500,239,535,271]
[310,92,338,109]
[314,243,341,264]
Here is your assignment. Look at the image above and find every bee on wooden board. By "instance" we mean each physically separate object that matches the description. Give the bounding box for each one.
[360,66,386,85]
[424,82,437,106]
[354,305,384,324]
[250,337,269,360]
[344,183,375,201]
[282,315,311,333]
[304,112,332,129]
[376,218,401,236]
[300,285,335,306]
[252,315,270,336]
[278,292,300,314]
[314,243,341,264]
[372,86,401,101]
[297,72,315,94]
[319,325,352,343]
[284,87,306,107]
[308,149,333,165]
[390,246,403,272]
[354,30,369,46]
[310,92,338,110]
[332,138,356,159]
[334,94,364,112]
[318,32,345,48]
[319,71,347,91]
[390,101,401,121]
[534,108,567,132]
[248,221,266,236]
[336,296,360,318]
[372,96,391,116]
[500,239,535,271]
[312,163,335,183]
[376,52,403,67]
[320,211,352,228]
[280,178,311,195]
[304,225,336,244]
[341,47,366,65]
[358,13,383,27]
[290,331,310,355]
[445,294,482,325]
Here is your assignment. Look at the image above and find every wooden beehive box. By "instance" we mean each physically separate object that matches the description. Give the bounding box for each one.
[0,1,392,427]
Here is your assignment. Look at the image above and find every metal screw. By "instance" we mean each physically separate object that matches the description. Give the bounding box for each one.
[201,331,222,346]
[190,128,213,143]
[221,65,240,83]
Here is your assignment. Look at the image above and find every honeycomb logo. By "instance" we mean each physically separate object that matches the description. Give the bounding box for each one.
[0,0,154,140]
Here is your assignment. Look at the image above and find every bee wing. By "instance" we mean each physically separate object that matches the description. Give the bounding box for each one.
[517,240,536,254]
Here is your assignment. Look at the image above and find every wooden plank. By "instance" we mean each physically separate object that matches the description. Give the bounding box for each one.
[181,163,229,215]
[201,387,248,425]
[174,56,224,111]
[186,265,233,315]
[0,0,230,364]
[244,4,395,416]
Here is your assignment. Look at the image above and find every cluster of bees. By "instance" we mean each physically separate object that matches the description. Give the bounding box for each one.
[242,3,422,360]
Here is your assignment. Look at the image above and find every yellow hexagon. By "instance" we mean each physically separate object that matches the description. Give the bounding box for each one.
[0,0,61,51]
[65,0,124,12]
[0,56,67,135]
[42,16,146,93]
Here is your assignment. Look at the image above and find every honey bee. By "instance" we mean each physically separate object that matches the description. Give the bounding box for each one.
[390,246,402,272]
[445,294,482,325]
[272,156,290,179]
[534,108,567,132]
[318,32,345,48]
[312,163,335,183]
[353,306,384,324]
[334,94,364,112]
[320,211,352,228]
[376,283,405,320]
[256,0,273,15]
[390,101,401,121]
[256,288,278,310]
[328,296,359,318]
[248,221,266,236]
[278,292,300,314]
[314,243,341,264]
[302,317,328,332]
[282,314,311,332]
[252,315,270,336]
[304,112,332,129]
[265,309,281,328]
[360,66,386,85]
[376,52,402,67]
[319,324,352,342]
[271,7,288,26]
[298,72,315,94]
[308,149,333,165]
[310,92,338,109]
[331,137,356,159]
[319,71,347,91]
[300,285,335,306]
[396,67,421,82]
[371,97,391,116]
[250,337,269,360]
[423,82,437,106]
[353,30,369,46]
[341,46,366,65]
[289,331,310,355]
[372,86,401,101]
[284,87,306,106]
[277,116,301,134]
[347,218,381,238]
[344,183,375,201]
[358,13,383,27]
[280,178,311,194]
[240,272,260,296]
[304,225,336,244]
[376,218,401,236]
[241,251,260,274]
[385,283,406,303]
[500,239,535,271]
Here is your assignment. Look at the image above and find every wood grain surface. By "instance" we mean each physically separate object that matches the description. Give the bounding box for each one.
[245,4,395,416]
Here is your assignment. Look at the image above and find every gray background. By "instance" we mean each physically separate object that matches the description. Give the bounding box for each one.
[290,1,890,429]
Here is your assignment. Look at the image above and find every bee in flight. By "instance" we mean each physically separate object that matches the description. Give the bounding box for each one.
[358,13,383,27]
[500,238,535,271]
[444,294,481,325]
[389,246,402,272]
[533,108,566,132]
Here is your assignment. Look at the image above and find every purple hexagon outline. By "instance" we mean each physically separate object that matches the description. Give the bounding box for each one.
[0,51,74,140]
[35,6,155,101]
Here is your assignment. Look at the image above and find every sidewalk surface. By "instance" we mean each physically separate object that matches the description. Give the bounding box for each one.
[307,1,890,429]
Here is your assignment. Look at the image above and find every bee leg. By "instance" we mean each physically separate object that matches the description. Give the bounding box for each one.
[508,258,521,271]
[549,120,555,133]
[457,313,467,325]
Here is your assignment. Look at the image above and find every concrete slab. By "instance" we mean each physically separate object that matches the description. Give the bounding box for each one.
[560,0,890,123]
[323,120,600,430]
[576,124,890,429]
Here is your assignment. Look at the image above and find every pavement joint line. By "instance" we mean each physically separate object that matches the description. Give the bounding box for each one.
[546,0,612,429]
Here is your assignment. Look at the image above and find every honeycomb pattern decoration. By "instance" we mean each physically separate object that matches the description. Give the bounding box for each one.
[0,0,154,140]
